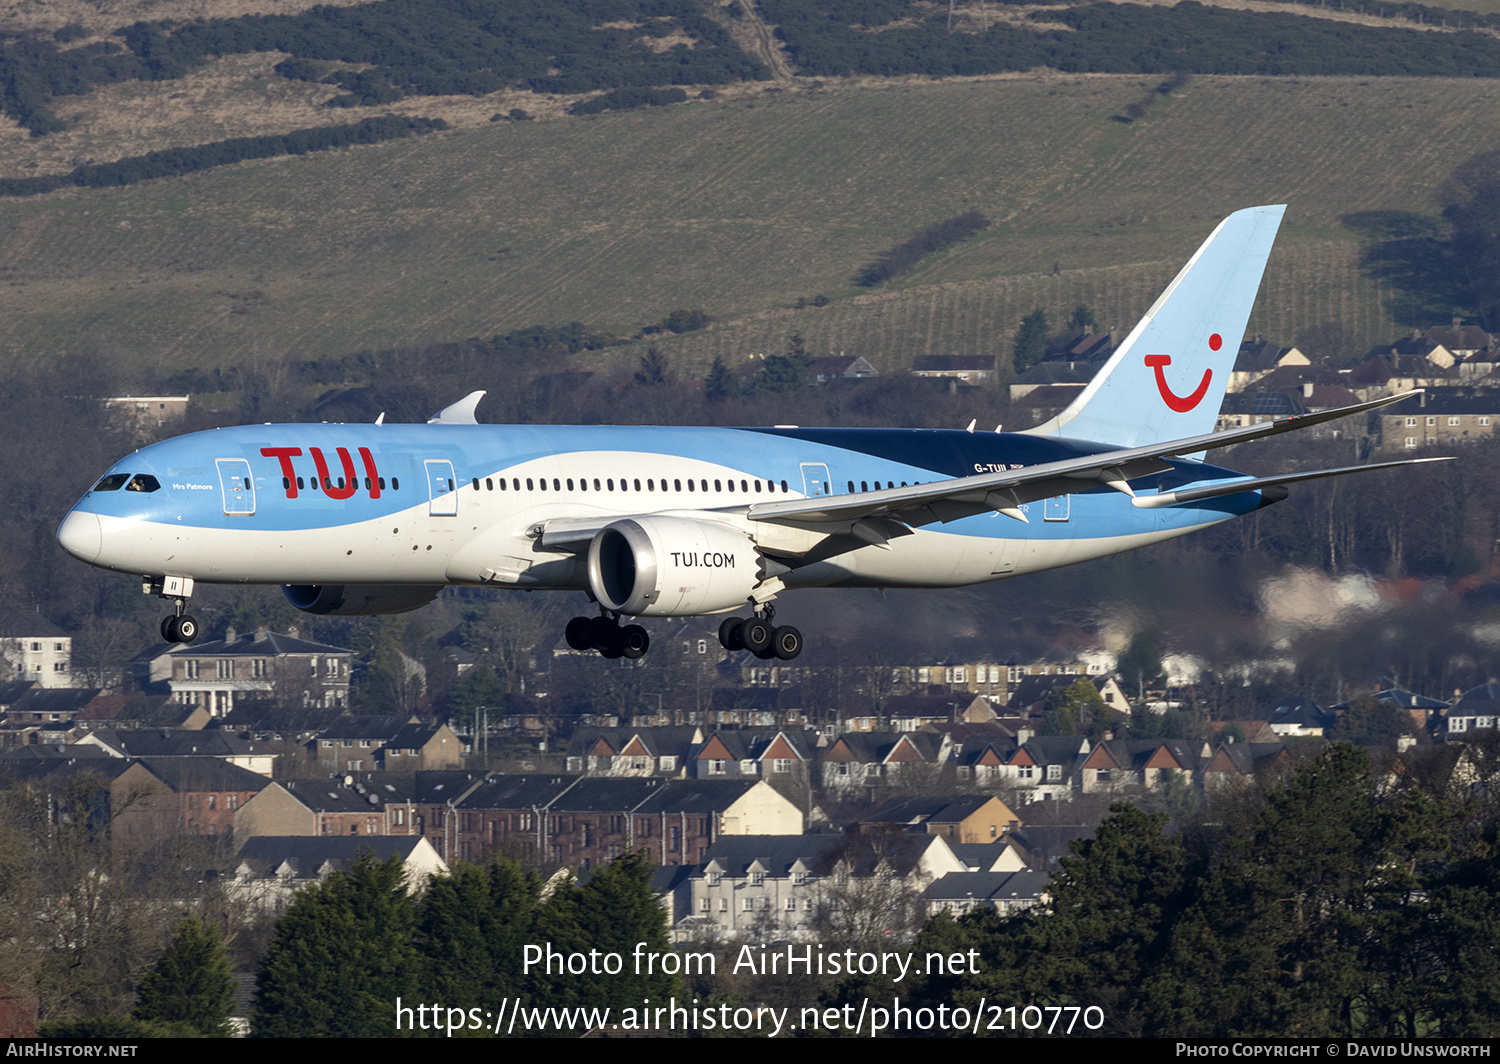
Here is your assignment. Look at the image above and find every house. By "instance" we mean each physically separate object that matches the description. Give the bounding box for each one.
[957,735,1088,802]
[1006,674,1130,719]
[1226,339,1310,393]
[1201,743,1295,792]
[378,721,465,771]
[882,693,997,732]
[566,726,703,776]
[1441,682,1500,739]
[948,838,1032,873]
[923,869,1051,917]
[231,835,446,912]
[158,627,353,718]
[1259,695,1335,737]
[76,727,278,776]
[449,775,802,868]
[910,356,996,388]
[308,715,414,770]
[111,757,272,843]
[688,728,816,784]
[233,777,401,839]
[102,395,191,435]
[1080,740,1207,794]
[682,832,964,939]
[858,794,1020,843]
[818,731,953,795]
[1009,361,1095,403]
[0,688,106,747]
[807,355,878,383]
[0,612,73,689]
[1374,389,1500,453]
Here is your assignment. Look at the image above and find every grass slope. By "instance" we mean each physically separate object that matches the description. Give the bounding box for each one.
[0,74,1487,376]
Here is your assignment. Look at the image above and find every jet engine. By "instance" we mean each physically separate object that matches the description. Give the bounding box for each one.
[283,584,444,616]
[587,517,761,616]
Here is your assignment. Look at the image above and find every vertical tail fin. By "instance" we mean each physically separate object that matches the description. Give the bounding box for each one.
[1023,204,1286,447]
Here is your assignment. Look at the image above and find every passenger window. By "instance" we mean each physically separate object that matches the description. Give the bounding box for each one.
[392,478,400,490]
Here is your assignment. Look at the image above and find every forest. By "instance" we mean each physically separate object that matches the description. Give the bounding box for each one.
[7,0,1500,139]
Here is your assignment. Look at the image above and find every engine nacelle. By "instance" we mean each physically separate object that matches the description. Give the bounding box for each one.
[587,517,761,616]
[283,584,443,616]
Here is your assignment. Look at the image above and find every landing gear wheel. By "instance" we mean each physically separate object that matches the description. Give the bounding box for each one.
[741,618,772,655]
[771,625,803,660]
[719,616,745,651]
[165,615,199,644]
[585,616,617,652]
[564,616,592,651]
[619,625,650,659]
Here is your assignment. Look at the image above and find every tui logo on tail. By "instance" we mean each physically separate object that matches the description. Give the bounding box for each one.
[1143,333,1220,412]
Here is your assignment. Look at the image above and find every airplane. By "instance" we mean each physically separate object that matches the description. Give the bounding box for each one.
[56,204,1443,660]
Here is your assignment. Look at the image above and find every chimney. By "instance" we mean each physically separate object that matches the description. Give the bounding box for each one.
[225,626,236,644]
[1302,381,1314,399]
[255,626,269,642]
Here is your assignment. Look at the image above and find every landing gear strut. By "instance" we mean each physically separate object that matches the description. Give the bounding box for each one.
[565,611,650,660]
[146,575,199,644]
[717,603,802,660]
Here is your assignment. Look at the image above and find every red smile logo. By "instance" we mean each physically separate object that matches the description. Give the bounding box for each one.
[1144,333,1219,412]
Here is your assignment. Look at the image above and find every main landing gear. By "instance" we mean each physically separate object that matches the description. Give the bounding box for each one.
[564,612,651,660]
[718,604,802,660]
[146,575,199,644]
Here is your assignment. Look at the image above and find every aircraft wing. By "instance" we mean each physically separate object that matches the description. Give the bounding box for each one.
[744,390,1426,531]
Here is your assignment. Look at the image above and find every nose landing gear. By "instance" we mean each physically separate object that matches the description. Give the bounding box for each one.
[564,612,650,659]
[146,575,199,644]
[717,604,802,660]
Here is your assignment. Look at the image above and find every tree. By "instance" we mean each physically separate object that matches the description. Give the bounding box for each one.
[253,854,419,1037]
[633,346,672,386]
[446,665,506,733]
[525,852,680,1016]
[1069,304,1097,331]
[417,859,541,1007]
[812,835,928,949]
[1041,677,1106,736]
[1327,691,1412,746]
[1011,308,1048,373]
[133,918,234,1036]
[704,356,737,402]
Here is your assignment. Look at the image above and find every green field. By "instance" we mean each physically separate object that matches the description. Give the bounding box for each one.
[0,73,1487,379]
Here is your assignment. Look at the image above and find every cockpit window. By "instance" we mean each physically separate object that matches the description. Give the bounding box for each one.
[93,474,129,492]
[125,474,161,493]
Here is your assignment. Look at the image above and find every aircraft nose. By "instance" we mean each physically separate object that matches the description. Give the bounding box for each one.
[57,505,102,562]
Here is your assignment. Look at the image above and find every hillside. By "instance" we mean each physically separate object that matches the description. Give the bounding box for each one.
[0,71,1486,379]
